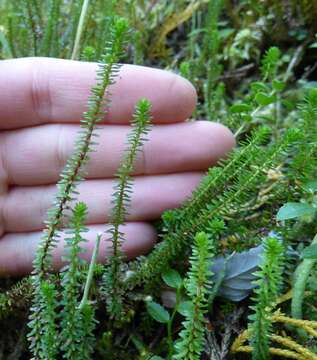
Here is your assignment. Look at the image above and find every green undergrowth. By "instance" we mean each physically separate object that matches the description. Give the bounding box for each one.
[0,1,317,359]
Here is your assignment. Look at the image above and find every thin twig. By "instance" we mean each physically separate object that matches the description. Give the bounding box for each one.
[78,233,101,310]
[71,0,90,60]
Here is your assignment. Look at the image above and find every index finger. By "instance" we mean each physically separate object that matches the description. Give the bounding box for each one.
[0,57,197,130]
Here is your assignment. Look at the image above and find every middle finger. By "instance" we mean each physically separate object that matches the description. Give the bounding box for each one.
[0,121,234,186]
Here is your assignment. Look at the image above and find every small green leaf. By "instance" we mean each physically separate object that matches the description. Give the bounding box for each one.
[146,301,170,323]
[229,103,252,114]
[179,61,190,79]
[272,79,285,92]
[162,269,183,289]
[177,301,194,316]
[241,114,253,122]
[150,357,165,360]
[307,89,317,106]
[115,17,129,33]
[276,202,316,221]
[301,244,317,259]
[302,180,317,193]
[255,92,276,106]
[251,82,269,92]
[282,99,295,111]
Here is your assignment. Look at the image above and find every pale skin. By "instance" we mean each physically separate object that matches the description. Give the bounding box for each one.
[0,58,235,276]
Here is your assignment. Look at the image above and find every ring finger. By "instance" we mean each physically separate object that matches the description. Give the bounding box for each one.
[0,222,156,276]
[2,173,203,233]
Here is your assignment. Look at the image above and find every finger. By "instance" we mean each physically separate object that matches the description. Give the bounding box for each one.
[2,173,202,232]
[1,121,235,186]
[0,222,156,277]
[0,57,197,130]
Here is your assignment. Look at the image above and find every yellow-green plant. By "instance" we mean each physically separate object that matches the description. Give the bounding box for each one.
[27,17,129,360]
[1,1,317,359]
[248,237,285,360]
[102,98,152,320]
[173,232,215,360]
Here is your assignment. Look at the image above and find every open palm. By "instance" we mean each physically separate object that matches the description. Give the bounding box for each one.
[0,58,234,276]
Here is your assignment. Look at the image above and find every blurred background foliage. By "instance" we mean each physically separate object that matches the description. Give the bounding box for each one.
[0,0,317,125]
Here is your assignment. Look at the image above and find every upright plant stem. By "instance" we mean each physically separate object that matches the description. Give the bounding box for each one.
[167,288,181,359]
[291,234,317,320]
[79,233,101,310]
[71,0,90,60]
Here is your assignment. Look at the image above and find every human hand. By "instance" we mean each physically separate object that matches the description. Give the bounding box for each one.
[0,58,235,276]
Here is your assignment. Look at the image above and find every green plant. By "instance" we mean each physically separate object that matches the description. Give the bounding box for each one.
[102,98,152,320]
[292,233,317,339]
[277,180,317,337]
[248,237,285,360]
[28,16,129,360]
[173,232,215,360]
[28,202,99,360]
[125,126,300,290]
[59,202,96,360]
[1,1,317,359]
